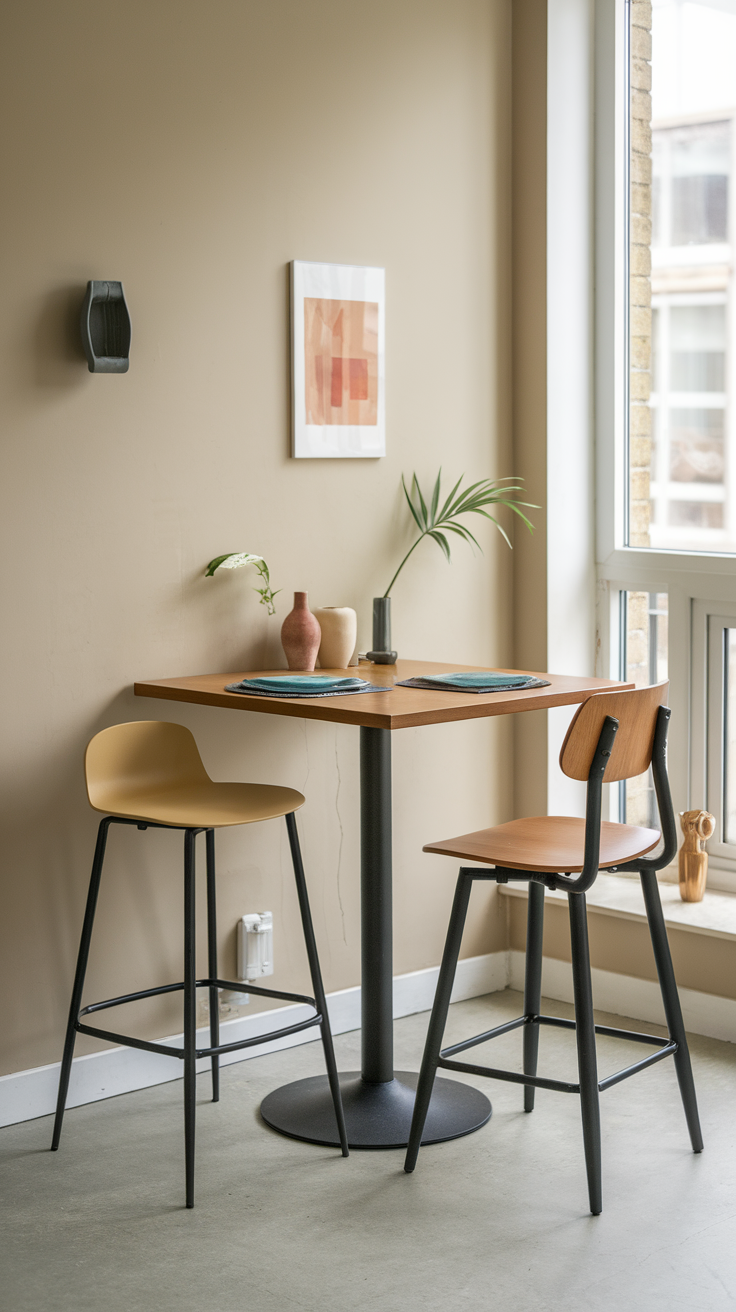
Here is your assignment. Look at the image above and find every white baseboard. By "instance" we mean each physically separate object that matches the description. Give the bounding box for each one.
[509,950,736,1044]
[0,950,509,1129]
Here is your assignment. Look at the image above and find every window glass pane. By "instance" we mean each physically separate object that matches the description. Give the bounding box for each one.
[621,591,668,826]
[668,498,723,528]
[668,407,724,482]
[628,0,736,553]
[670,304,725,391]
[662,122,730,246]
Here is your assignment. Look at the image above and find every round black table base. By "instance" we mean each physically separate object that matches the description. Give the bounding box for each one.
[260,1071,492,1150]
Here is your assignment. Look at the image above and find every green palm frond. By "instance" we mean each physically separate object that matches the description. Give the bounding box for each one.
[383,470,537,596]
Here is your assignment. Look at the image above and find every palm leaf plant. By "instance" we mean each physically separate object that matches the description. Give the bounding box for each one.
[205,553,280,615]
[383,470,536,597]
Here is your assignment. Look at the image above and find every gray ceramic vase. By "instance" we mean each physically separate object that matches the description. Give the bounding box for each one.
[367,596,398,664]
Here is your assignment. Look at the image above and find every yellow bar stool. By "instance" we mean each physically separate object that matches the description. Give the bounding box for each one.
[404,684,702,1213]
[51,721,348,1206]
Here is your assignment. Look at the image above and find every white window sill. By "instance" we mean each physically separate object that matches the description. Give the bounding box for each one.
[498,872,736,942]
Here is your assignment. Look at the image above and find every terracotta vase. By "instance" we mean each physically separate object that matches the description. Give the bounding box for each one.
[314,607,358,669]
[678,809,715,902]
[280,592,321,671]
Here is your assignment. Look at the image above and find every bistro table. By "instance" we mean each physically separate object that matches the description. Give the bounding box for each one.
[135,659,629,1149]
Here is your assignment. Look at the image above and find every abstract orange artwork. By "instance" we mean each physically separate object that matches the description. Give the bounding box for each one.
[304,298,378,426]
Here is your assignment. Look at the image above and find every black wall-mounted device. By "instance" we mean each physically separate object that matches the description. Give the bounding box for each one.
[80,281,131,373]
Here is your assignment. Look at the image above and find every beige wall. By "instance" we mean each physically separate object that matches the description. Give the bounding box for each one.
[0,0,515,1076]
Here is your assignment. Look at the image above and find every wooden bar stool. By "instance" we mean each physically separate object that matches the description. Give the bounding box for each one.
[404,683,703,1213]
[51,720,348,1207]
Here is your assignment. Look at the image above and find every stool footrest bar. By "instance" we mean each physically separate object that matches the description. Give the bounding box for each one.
[438,1039,679,1096]
[78,1008,324,1062]
[196,1013,322,1058]
[80,982,186,1015]
[592,1022,672,1047]
[598,1041,678,1091]
[536,1014,674,1047]
[77,1024,183,1059]
[210,978,317,1009]
[79,978,317,1018]
[441,1015,527,1058]
[438,1055,580,1094]
[443,1009,674,1051]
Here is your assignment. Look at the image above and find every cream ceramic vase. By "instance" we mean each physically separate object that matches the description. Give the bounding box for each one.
[280,592,321,671]
[314,606,358,670]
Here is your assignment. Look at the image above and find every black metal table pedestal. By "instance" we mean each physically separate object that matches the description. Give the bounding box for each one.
[261,1071,491,1149]
[260,726,493,1149]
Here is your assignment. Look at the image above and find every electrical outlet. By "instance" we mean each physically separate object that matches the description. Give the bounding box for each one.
[197,988,249,1024]
[218,988,250,1014]
[237,911,274,982]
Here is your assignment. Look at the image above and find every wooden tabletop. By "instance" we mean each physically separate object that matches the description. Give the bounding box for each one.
[134,660,632,731]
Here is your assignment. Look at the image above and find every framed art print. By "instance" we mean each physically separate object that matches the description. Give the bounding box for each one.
[291,260,385,458]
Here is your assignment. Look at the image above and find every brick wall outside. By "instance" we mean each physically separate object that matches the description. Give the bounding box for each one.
[630,0,652,547]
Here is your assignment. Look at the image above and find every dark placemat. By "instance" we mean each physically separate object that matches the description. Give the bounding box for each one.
[395,673,551,694]
[225,676,393,698]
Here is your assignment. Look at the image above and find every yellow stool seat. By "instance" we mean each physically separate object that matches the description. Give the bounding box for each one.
[85,720,304,828]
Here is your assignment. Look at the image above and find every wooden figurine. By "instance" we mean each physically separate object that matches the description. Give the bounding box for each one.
[678,810,716,903]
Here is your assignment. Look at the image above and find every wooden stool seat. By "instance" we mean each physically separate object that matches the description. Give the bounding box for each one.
[424,816,660,873]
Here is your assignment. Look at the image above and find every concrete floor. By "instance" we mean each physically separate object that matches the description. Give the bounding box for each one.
[2,989,735,1312]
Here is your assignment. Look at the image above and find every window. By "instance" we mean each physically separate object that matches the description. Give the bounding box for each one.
[628,0,736,555]
[596,1,736,893]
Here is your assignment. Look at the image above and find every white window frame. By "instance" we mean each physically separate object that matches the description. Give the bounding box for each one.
[692,601,736,877]
[594,0,736,893]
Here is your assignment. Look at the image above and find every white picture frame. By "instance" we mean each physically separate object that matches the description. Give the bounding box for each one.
[291,260,385,458]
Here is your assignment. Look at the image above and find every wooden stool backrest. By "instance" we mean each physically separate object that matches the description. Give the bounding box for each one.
[85,721,209,811]
[559,682,669,783]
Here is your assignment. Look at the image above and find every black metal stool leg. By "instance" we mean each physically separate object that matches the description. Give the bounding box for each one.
[285,812,349,1157]
[404,868,474,1173]
[523,879,545,1112]
[568,890,602,1215]
[640,869,703,1152]
[183,829,197,1208]
[51,817,112,1151]
[205,829,220,1104]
